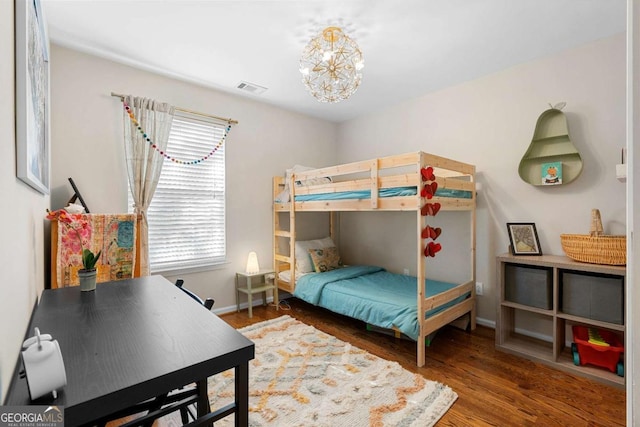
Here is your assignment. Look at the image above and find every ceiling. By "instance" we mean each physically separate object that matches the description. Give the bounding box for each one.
[41,0,626,123]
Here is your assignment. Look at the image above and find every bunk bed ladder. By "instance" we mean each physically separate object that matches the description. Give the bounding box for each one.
[273,176,292,297]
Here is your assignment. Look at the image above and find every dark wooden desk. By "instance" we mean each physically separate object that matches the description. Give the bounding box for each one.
[5,275,254,426]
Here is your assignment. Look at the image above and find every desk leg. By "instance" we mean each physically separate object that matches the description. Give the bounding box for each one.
[197,378,211,424]
[235,363,249,427]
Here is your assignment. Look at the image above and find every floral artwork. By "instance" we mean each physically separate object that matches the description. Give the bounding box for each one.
[56,213,137,287]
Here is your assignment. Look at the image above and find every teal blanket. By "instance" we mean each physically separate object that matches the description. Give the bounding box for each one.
[293,265,466,340]
[294,186,471,201]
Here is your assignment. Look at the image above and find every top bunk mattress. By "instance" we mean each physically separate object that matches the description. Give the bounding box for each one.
[292,186,472,201]
[275,186,472,203]
[292,265,469,340]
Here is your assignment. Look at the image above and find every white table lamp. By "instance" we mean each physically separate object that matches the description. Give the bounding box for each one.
[246,251,260,274]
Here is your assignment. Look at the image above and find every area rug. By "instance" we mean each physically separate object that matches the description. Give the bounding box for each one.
[207,315,457,426]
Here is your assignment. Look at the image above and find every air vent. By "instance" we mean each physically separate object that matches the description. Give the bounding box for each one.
[236,81,268,95]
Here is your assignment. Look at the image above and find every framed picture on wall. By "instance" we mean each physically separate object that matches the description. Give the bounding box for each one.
[15,0,50,194]
[507,222,542,255]
[541,162,562,185]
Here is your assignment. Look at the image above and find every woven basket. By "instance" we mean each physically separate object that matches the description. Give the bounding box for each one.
[560,209,626,265]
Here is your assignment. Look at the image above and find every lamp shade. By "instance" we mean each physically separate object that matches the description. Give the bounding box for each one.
[246,251,260,274]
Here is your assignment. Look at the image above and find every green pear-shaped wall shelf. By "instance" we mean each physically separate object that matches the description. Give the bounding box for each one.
[518,103,583,186]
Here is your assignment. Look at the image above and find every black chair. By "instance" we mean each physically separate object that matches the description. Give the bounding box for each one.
[96,280,215,427]
[175,278,215,310]
[171,279,215,424]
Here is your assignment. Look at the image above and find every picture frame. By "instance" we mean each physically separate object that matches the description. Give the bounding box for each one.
[541,161,563,185]
[15,0,50,194]
[507,222,542,255]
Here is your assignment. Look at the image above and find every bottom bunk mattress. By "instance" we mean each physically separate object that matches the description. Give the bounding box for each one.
[292,265,469,341]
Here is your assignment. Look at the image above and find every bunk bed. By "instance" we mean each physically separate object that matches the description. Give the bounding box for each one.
[272,151,476,367]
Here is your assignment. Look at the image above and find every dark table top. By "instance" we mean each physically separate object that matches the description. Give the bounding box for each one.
[5,275,254,426]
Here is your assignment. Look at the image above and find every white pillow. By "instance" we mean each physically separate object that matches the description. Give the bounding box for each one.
[294,237,335,273]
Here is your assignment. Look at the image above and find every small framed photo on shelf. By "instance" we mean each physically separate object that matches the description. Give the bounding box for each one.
[507,222,542,256]
[541,162,562,185]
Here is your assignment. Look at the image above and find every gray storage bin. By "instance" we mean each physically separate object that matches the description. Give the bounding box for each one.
[561,270,624,324]
[504,263,553,309]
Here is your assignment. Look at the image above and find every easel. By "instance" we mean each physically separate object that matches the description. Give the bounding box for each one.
[67,177,90,213]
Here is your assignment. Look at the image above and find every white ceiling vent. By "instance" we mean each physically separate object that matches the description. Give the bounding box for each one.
[236,81,268,95]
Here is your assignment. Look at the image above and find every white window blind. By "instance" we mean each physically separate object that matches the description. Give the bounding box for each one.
[131,111,227,273]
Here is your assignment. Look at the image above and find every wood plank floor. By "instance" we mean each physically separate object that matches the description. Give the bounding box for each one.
[120,298,626,426]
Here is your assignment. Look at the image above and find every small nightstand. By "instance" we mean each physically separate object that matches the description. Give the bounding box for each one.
[235,269,275,318]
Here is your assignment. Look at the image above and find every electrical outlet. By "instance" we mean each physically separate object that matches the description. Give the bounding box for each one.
[475,281,483,296]
[403,268,410,275]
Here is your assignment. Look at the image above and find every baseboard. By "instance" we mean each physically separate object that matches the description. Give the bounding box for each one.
[476,316,494,329]
[212,296,275,316]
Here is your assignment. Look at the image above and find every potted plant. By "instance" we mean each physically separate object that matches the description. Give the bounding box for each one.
[46,209,102,291]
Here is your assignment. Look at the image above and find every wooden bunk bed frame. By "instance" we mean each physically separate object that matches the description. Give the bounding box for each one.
[272,151,476,367]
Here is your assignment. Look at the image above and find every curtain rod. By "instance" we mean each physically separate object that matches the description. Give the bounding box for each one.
[111,92,239,125]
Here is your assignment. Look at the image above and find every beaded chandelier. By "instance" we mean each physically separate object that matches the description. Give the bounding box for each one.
[299,27,364,103]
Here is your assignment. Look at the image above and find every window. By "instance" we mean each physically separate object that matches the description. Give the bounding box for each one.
[130,112,227,273]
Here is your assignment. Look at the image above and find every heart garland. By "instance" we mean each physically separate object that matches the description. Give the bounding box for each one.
[420,165,442,258]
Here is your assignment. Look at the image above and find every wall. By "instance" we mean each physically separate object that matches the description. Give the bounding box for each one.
[49,45,338,310]
[0,1,49,401]
[627,0,639,421]
[336,34,626,323]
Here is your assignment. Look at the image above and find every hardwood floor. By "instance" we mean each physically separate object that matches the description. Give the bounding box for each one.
[120,298,626,426]
[223,299,625,426]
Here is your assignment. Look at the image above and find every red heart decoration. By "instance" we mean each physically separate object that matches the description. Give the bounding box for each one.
[432,227,442,239]
[421,226,443,240]
[421,202,441,216]
[424,241,443,257]
[421,166,435,182]
[430,241,442,254]
[420,185,433,199]
[420,182,439,199]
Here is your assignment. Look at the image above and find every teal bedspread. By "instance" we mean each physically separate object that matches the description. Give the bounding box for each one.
[294,186,471,201]
[293,265,468,340]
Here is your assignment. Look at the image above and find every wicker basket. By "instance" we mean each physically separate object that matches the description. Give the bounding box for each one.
[560,209,626,266]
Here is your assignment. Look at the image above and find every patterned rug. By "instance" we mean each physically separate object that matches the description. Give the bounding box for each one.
[207,315,457,426]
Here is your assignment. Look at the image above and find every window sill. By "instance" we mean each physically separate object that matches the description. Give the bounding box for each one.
[151,261,230,277]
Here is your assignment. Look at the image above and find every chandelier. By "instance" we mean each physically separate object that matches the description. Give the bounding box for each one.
[299,27,364,103]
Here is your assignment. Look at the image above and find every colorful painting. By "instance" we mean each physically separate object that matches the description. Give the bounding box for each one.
[57,214,137,287]
[541,162,562,185]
